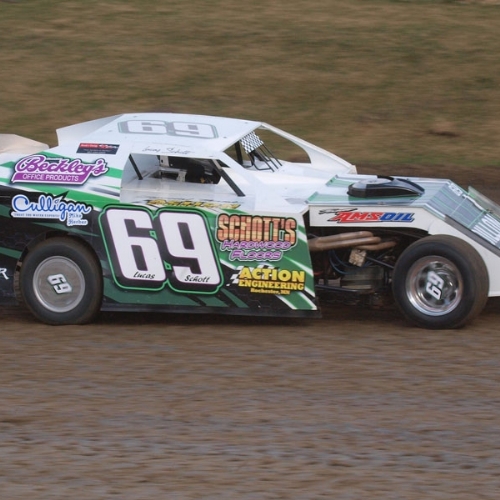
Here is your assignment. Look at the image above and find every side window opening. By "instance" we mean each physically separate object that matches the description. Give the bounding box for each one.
[123,154,159,184]
[157,156,221,184]
[121,154,245,197]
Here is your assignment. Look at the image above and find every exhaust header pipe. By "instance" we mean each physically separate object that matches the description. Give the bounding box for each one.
[308,231,397,252]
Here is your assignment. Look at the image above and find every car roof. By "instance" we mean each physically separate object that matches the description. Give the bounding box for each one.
[56,113,263,155]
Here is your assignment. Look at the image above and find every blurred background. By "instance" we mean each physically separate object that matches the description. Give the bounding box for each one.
[2,0,500,169]
[3,3,500,498]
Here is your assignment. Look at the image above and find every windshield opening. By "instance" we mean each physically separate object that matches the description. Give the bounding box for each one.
[225,128,311,172]
[226,131,281,172]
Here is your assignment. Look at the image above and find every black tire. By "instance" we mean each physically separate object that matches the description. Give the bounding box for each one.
[392,235,489,329]
[20,237,102,325]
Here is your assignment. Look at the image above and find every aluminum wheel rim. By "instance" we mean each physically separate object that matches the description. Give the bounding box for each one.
[32,256,85,313]
[405,256,463,316]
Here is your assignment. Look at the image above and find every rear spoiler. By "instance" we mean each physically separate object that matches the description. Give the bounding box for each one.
[0,134,49,154]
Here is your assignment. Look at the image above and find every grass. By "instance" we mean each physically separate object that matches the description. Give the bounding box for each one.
[1,0,500,167]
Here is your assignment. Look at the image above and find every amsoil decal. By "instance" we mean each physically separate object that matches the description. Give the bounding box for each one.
[77,143,119,155]
[216,214,297,261]
[326,208,414,223]
[230,265,306,295]
[11,154,108,185]
[10,194,91,226]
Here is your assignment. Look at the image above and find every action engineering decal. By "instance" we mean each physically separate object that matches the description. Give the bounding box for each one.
[230,265,306,296]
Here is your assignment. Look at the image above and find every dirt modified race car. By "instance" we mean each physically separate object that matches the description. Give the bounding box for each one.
[1,113,499,328]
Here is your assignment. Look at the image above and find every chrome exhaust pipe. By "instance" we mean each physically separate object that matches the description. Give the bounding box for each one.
[308,231,398,252]
[308,231,381,252]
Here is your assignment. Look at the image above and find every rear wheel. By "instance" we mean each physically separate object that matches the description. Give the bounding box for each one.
[392,235,489,329]
[20,238,102,325]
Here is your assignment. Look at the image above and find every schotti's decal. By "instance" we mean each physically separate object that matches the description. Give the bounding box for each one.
[147,199,240,210]
[11,154,108,184]
[221,240,292,261]
[216,214,297,261]
[77,143,119,155]
[327,209,414,223]
[230,265,306,295]
[11,194,91,226]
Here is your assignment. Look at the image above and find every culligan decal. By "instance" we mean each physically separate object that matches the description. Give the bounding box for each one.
[11,194,92,226]
[11,154,108,185]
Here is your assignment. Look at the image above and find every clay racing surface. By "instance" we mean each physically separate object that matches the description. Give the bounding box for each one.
[2,166,500,499]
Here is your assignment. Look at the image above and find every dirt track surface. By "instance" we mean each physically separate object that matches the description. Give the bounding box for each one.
[3,164,500,499]
[2,299,500,500]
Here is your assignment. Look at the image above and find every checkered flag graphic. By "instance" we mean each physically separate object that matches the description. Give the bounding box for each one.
[228,264,275,285]
[228,266,245,285]
[240,131,264,153]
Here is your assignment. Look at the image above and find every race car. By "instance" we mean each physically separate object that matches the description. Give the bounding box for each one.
[0,113,498,329]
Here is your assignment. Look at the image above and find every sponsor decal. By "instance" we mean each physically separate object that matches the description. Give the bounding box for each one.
[77,143,119,155]
[217,214,297,243]
[11,194,92,226]
[326,208,414,223]
[216,214,297,262]
[147,199,240,210]
[0,268,9,280]
[11,154,108,185]
[230,265,306,295]
[220,240,291,262]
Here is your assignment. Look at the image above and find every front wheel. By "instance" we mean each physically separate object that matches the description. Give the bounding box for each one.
[20,238,102,325]
[392,235,489,329]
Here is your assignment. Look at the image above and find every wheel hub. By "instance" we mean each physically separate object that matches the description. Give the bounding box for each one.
[406,256,463,316]
[32,256,86,313]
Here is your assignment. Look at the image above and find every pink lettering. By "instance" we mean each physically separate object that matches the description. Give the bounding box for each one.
[12,155,108,185]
